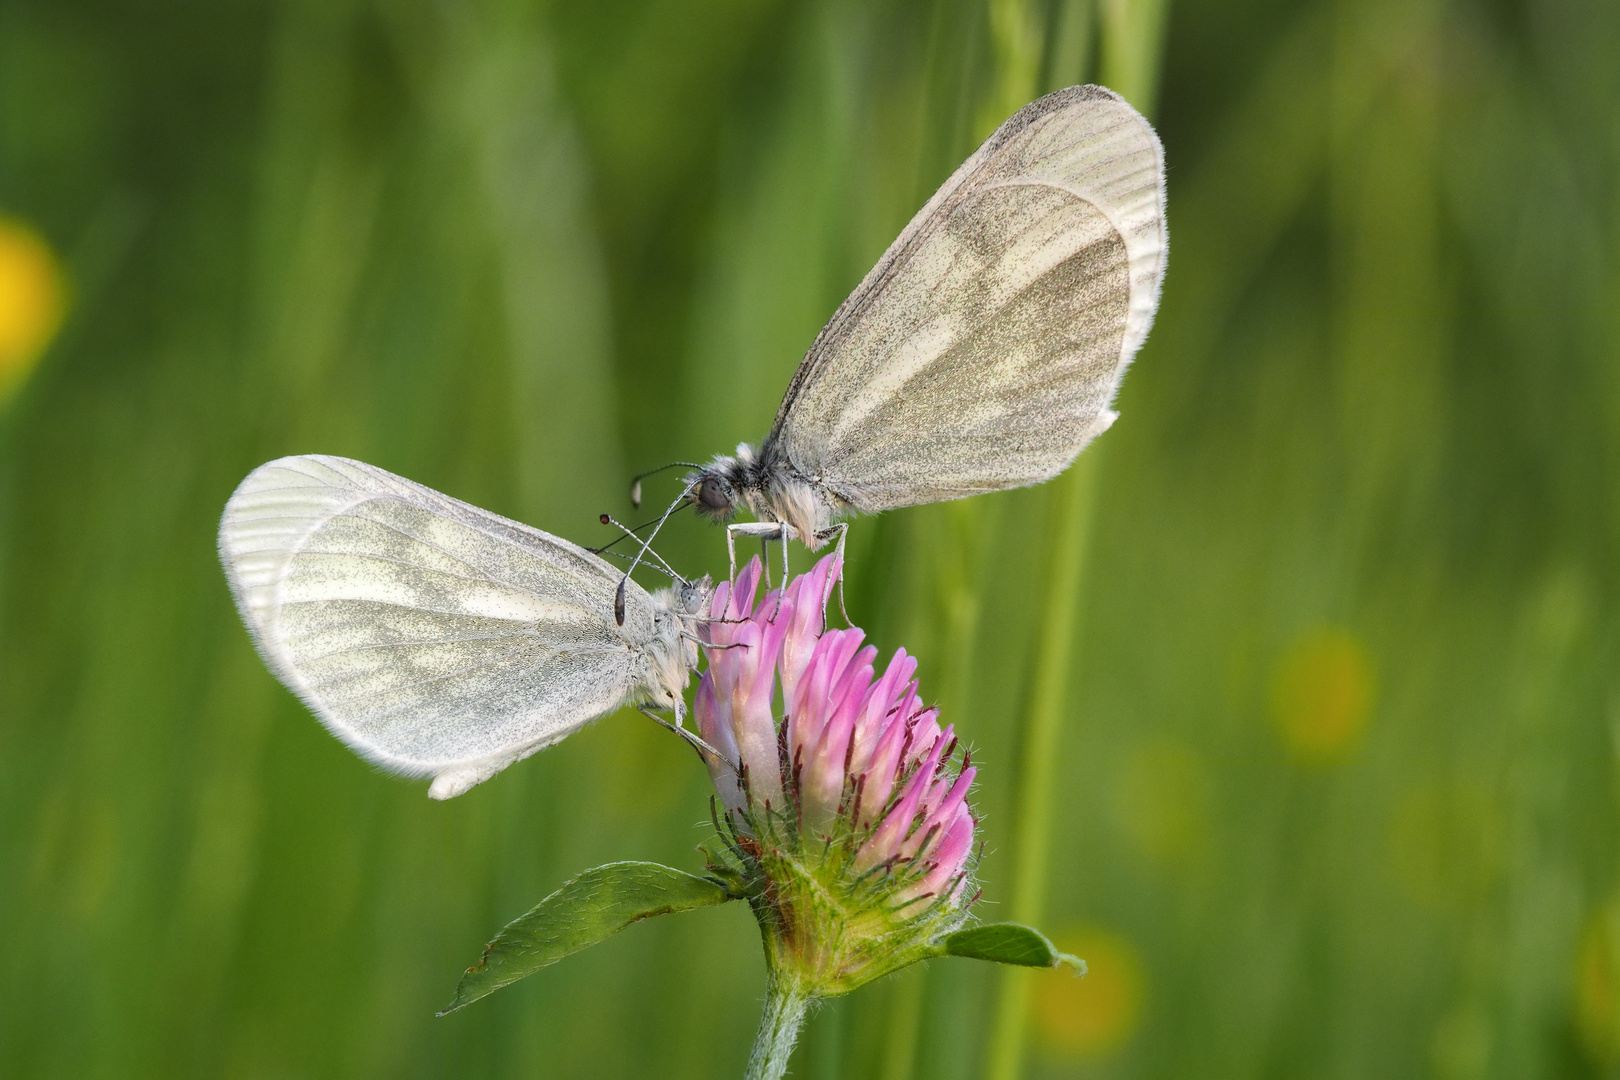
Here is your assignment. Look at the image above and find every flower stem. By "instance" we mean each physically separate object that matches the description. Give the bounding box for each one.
[746,977,813,1080]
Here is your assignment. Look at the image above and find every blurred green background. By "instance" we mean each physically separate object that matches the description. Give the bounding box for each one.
[3,0,1618,1077]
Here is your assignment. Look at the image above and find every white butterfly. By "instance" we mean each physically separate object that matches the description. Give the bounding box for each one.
[645,85,1167,556]
[218,455,711,799]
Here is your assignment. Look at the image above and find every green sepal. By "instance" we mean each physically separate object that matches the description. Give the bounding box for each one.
[439,861,736,1015]
[939,922,1085,973]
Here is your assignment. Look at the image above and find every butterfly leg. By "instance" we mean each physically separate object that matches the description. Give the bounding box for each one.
[769,524,793,620]
[727,521,794,583]
[640,705,726,765]
[815,522,851,626]
[817,521,848,563]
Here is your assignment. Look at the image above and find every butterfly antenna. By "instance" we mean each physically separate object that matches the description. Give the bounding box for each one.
[629,462,703,509]
[594,547,684,581]
[598,513,685,584]
[589,504,691,556]
[617,484,697,625]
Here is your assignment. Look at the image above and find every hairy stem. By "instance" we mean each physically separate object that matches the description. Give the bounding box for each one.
[746,977,813,1080]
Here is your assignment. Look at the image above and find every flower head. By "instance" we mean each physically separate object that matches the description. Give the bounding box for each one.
[697,554,977,995]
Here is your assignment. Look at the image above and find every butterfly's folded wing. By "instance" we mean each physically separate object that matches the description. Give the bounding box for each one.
[218,455,648,797]
[767,85,1166,512]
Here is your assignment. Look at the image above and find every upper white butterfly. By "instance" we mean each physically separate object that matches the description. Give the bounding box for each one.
[218,455,711,799]
[684,85,1167,545]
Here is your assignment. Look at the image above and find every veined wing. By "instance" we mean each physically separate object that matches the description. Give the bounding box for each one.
[766,85,1166,511]
[218,455,648,796]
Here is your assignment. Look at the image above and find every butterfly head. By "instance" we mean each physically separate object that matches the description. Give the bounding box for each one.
[688,444,768,523]
[675,573,716,618]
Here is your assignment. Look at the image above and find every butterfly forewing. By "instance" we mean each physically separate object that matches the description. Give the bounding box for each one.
[766,85,1165,513]
[219,455,650,781]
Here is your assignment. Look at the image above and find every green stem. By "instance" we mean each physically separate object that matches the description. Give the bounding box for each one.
[746,977,813,1080]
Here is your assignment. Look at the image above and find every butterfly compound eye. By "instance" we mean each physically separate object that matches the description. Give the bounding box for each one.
[698,478,732,513]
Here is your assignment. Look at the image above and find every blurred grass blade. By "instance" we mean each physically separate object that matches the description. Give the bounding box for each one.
[942,923,1084,972]
[1099,0,1171,113]
[440,862,735,1015]
[984,1,1169,1075]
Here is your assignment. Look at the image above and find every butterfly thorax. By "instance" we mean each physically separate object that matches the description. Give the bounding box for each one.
[690,443,837,549]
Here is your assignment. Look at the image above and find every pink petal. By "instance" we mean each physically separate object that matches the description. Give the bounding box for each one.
[902,708,942,769]
[856,681,920,824]
[694,674,745,817]
[789,628,864,759]
[732,623,789,810]
[801,647,876,824]
[901,806,975,907]
[847,649,916,778]
[707,578,731,624]
[902,762,973,860]
[728,557,762,620]
[857,729,948,869]
[778,556,839,705]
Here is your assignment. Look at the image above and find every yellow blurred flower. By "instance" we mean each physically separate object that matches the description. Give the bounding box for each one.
[1269,626,1375,764]
[0,216,68,404]
[1033,927,1144,1060]
[1576,898,1620,1069]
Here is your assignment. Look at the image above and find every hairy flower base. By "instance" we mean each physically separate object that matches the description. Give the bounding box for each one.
[709,808,975,998]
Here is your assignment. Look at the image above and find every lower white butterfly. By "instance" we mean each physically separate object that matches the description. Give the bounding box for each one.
[218,455,712,799]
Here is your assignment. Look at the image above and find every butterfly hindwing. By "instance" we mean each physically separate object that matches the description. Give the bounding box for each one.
[219,455,651,788]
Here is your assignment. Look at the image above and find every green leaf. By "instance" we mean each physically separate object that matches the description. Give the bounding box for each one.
[439,861,735,1014]
[940,923,1085,973]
